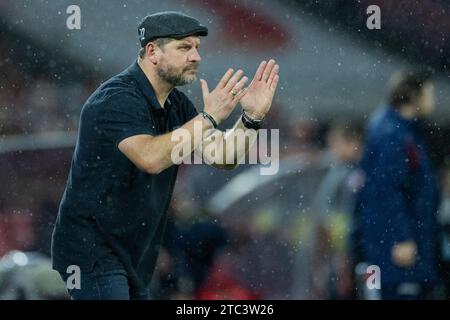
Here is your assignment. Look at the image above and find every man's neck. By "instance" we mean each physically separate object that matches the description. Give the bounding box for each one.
[398,104,419,120]
[138,58,173,108]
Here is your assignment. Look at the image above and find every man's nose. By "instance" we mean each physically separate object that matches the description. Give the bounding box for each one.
[189,49,201,63]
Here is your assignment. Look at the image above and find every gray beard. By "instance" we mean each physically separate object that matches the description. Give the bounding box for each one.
[157,64,196,87]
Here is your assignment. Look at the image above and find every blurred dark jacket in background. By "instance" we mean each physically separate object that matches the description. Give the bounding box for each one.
[354,106,440,287]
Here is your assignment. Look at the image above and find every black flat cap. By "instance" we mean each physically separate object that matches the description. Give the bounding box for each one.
[138,11,208,47]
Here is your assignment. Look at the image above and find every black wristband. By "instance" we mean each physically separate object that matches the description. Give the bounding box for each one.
[201,111,218,129]
[241,111,263,130]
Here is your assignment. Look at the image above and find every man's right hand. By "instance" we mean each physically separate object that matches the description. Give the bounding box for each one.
[200,69,248,125]
[391,240,417,268]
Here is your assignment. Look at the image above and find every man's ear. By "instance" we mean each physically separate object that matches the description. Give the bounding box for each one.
[146,42,158,65]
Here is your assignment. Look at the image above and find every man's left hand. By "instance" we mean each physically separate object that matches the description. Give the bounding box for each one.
[240,59,280,120]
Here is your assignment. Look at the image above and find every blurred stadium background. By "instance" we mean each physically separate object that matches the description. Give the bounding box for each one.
[1,0,450,299]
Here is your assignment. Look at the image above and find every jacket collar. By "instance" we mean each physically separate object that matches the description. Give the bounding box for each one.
[385,105,420,130]
[128,60,173,113]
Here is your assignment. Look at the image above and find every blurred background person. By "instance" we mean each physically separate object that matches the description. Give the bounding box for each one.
[309,119,363,299]
[353,70,441,300]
